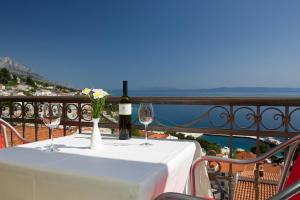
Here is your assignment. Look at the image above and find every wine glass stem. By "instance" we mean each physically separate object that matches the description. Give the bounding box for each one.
[145,124,148,144]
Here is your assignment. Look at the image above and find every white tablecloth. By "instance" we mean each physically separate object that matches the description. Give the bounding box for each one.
[0,134,210,200]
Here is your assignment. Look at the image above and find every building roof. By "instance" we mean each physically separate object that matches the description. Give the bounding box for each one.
[262,163,281,174]
[236,151,256,159]
[148,133,169,139]
[217,163,255,174]
[207,151,256,174]
[239,171,281,182]
[138,130,169,139]
[234,180,278,200]
[7,126,75,146]
[213,151,281,199]
[234,164,281,200]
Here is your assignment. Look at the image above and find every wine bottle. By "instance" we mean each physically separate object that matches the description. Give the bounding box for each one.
[119,80,132,140]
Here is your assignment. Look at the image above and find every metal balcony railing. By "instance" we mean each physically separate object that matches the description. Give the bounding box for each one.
[0,96,300,200]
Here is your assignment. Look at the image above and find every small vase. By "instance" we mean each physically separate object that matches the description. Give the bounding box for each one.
[90,118,102,150]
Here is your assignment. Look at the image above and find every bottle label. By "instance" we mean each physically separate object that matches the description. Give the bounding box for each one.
[119,104,132,115]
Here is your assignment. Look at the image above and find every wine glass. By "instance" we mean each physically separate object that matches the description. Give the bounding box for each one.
[138,103,154,146]
[40,103,62,152]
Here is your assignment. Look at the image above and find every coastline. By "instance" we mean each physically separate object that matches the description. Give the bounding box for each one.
[176,132,280,148]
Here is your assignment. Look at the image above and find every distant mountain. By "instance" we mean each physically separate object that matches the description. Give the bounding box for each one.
[187,87,300,93]
[126,87,300,93]
[0,57,46,81]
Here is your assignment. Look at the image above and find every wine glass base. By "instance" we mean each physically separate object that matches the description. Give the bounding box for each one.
[47,145,59,152]
[140,142,152,146]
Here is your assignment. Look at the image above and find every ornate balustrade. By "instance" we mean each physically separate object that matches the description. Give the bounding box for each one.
[1,96,300,200]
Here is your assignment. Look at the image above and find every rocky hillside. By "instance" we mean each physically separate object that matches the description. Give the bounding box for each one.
[0,57,77,96]
[0,57,45,81]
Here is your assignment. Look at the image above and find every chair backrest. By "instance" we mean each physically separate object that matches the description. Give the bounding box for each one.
[0,130,5,149]
[269,180,300,200]
[283,154,300,200]
[191,134,300,197]
[0,118,28,148]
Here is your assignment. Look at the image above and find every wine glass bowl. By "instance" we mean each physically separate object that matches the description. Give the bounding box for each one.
[138,103,154,146]
[40,103,62,151]
[42,116,61,129]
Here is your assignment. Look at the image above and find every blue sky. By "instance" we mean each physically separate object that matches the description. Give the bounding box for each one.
[0,0,300,90]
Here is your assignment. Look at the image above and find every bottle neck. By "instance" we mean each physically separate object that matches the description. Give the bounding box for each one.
[123,81,128,97]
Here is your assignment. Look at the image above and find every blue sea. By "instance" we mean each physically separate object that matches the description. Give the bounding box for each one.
[113,89,300,151]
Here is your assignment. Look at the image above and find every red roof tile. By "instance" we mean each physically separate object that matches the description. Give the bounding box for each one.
[234,180,278,200]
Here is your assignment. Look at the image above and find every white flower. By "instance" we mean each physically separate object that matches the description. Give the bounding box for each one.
[82,88,91,95]
[102,90,109,96]
[92,89,109,99]
[92,89,102,93]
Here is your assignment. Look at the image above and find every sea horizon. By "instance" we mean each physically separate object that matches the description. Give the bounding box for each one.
[110,87,300,97]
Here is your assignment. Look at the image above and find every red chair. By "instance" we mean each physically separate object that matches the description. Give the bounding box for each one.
[0,118,29,148]
[156,134,300,200]
[283,154,300,200]
[156,180,300,200]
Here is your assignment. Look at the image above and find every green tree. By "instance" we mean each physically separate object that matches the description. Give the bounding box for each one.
[0,68,11,84]
[185,135,195,140]
[176,133,186,139]
[250,143,270,154]
[0,68,11,78]
[12,74,17,81]
[0,77,8,84]
[196,138,221,154]
[165,130,176,136]
[26,76,36,87]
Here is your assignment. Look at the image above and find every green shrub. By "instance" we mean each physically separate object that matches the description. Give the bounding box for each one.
[196,138,221,154]
[0,68,11,84]
[185,135,195,140]
[176,133,185,139]
[165,130,176,136]
[250,143,270,154]
[7,80,17,86]
[26,76,36,87]
[131,127,141,137]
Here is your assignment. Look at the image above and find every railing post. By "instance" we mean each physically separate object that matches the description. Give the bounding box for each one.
[62,103,67,136]
[78,103,82,133]
[9,102,13,146]
[279,106,291,191]
[228,105,234,200]
[284,106,289,140]
[34,102,39,141]
[21,101,25,138]
[255,106,261,200]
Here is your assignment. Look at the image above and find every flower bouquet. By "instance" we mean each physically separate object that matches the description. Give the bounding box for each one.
[82,88,109,150]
